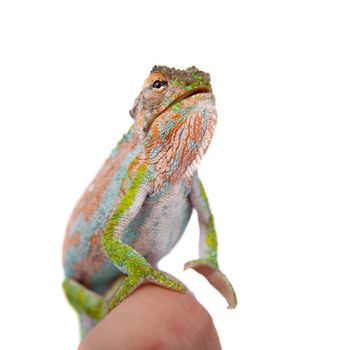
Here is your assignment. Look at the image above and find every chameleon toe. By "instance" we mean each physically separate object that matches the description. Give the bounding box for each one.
[147,269,188,293]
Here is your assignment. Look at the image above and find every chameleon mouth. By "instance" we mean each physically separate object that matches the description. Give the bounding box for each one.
[144,86,211,132]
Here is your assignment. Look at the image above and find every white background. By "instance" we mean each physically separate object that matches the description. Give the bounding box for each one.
[0,1,349,349]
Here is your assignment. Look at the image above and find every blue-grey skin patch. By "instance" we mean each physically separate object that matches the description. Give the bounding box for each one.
[150,144,163,161]
[161,119,176,139]
[165,198,192,252]
[187,139,200,150]
[121,208,149,245]
[149,220,161,252]
[90,260,121,294]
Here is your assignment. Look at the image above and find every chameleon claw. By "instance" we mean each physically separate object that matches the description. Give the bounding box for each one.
[184,259,237,309]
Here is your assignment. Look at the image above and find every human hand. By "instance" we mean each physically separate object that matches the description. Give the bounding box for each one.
[78,284,221,350]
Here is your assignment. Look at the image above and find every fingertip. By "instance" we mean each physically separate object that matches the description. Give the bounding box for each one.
[79,284,221,350]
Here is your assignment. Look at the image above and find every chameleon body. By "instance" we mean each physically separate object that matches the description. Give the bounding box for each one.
[62,66,237,337]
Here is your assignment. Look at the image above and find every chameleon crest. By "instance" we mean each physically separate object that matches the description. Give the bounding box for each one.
[63,66,237,338]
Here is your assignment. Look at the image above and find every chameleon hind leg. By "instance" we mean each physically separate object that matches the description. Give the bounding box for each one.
[63,278,107,321]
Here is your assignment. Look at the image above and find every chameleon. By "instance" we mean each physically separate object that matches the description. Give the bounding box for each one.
[62,65,237,338]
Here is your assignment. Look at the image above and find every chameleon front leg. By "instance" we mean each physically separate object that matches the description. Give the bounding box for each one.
[185,172,237,308]
[102,170,187,311]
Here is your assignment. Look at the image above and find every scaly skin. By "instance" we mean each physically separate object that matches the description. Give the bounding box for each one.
[62,66,237,338]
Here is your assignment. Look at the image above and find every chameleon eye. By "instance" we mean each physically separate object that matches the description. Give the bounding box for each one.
[152,80,167,89]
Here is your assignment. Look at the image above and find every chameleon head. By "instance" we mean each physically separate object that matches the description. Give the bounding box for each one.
[130,65,218,184]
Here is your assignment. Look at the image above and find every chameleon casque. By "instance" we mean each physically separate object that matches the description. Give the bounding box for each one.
[62,65,237,337]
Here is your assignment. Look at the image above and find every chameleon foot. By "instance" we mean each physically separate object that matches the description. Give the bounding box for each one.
[108,268,187,311]
[63,278,107,320]
[184,259,237,309]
